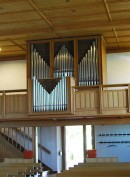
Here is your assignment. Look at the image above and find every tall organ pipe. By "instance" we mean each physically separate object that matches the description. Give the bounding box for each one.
[78,40,98,86]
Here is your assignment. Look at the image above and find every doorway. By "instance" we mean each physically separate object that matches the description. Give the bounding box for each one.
[65,125,84,169]
[65,125,93,169]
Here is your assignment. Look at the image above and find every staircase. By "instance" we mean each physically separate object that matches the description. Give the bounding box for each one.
[0,127,53,172]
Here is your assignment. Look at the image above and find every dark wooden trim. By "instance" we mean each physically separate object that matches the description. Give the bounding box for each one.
[107,48,130,54]
[0,89,27,93]
[91,125,95,149]
[83,125,86,163]
[0,55,26,61]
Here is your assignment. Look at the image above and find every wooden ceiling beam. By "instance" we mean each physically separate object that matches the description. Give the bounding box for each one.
[103,0,120,47]
[0,54,26,61]
[8,39,26,51]
[0,116,130,127]
[28,0,61,38]
[28,0,53,29]
[103,0,112,22]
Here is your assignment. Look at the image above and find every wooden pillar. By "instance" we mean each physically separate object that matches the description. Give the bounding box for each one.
[40,127,42,162]
[83,125,87,163]
[32,127,38,163]
[61,126,66,171]
[128,84,130,112]
[91,125,95,149]
[74,38,78,85]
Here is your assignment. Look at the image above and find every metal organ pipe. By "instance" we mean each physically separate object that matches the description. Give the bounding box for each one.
[78,40,99,86]
[31,44,73,112]
[32,77,67,112]
[31,45,50,80]
[54,45,74,78]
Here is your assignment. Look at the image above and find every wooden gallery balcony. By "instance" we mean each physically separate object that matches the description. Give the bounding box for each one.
[0,79,130,124]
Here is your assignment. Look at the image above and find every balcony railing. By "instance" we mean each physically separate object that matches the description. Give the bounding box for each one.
[0,83,130,119]
[0,89,28,118]
[73,83,130,116]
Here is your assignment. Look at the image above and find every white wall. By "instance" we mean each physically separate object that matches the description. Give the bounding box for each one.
[107,52,130,84]
[96,53,130,161]
[0,52,130,90]
[95,124,130,162]
[0,60,26,90]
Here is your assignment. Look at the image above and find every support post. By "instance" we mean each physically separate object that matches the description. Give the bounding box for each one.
[32,127,38,163]
[99,85,103,114]
[128,84,130,112]
[83,125,86,163]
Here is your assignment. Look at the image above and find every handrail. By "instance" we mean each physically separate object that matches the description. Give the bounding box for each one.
[14,128,51,154]
[0,89,27,93]
[73,83,130,90]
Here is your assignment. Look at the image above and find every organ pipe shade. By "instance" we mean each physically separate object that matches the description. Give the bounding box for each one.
[31,44,50,79]
[78,39,99,86]
[54,45,74,78]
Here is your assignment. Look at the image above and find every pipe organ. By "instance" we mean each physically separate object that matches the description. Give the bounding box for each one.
[27,36,106,115]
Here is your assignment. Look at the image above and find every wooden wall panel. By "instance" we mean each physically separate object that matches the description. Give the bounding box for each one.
[102,90,127,109]
[75,90,99,110]
[74,87,128,116]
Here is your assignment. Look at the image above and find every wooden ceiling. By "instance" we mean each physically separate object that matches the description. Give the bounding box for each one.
[0,0,130,59]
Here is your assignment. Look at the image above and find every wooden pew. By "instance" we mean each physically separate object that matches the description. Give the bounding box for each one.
[0,166,26,176]
[0,162,42,176]
[56,163,130,177]
[0,173,12,177]
[73,162,130,169]
[56,169,130,177]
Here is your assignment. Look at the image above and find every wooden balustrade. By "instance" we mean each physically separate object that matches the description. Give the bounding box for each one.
[0,90,28,118]
[0,83,130,119]
[74,83,130,116]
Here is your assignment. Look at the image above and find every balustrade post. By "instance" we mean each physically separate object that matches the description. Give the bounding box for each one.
[128,84,130,112]
[99,85,103,114]
[2,91,6,118]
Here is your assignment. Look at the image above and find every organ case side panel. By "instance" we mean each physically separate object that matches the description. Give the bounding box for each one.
[100,36,107,84]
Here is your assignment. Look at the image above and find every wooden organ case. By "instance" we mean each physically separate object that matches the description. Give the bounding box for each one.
[27,35,106,116]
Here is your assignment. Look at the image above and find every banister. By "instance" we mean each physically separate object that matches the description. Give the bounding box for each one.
[73,83,130,90]
[0,89,27,93]
[13,128,51,155]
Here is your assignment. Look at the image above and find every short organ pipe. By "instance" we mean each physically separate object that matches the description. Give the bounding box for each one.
[54,45,74,78]
[32,77,67,112]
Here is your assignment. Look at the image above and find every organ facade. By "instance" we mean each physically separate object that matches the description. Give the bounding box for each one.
[27,35,107,116]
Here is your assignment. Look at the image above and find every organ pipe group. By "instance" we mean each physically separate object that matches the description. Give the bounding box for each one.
[78,40,99,86]
[33,77,67,111]
[54,45,74,78]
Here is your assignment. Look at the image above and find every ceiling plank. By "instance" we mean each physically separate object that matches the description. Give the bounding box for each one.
[8,39,26,50]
